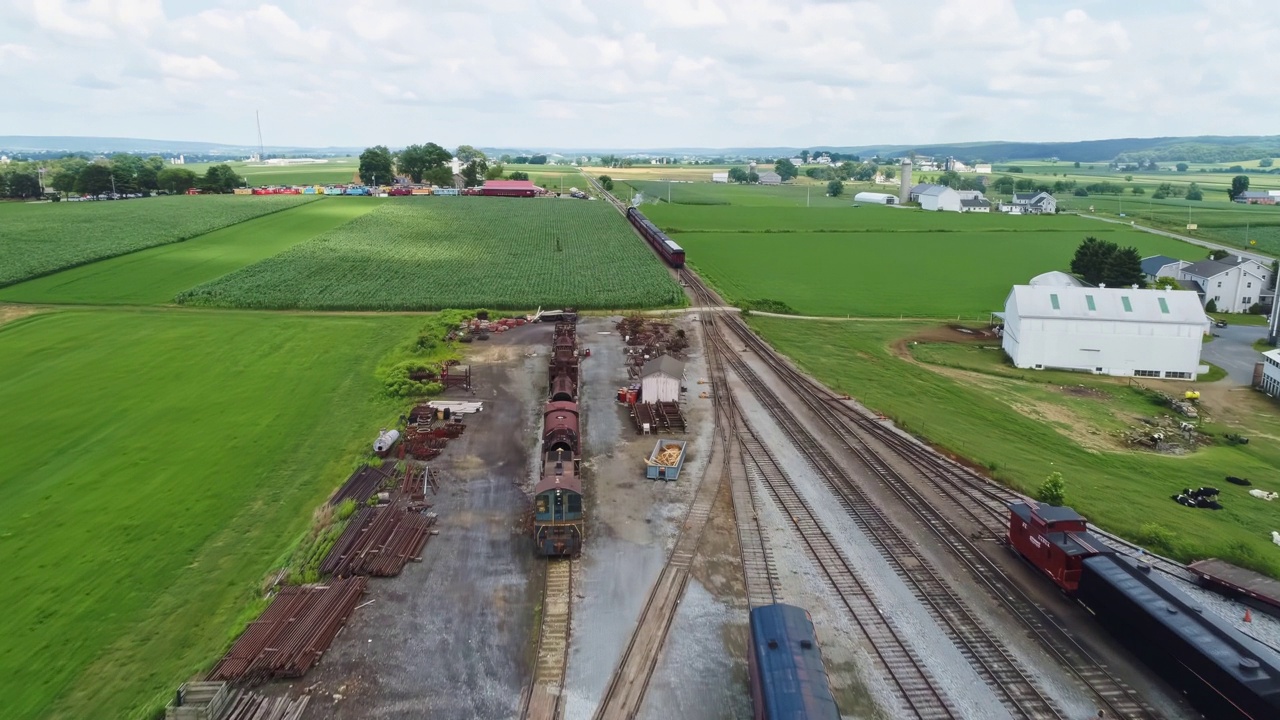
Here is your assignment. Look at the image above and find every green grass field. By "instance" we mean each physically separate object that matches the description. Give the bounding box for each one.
[177,198,684,310]
[0,309,418,720]
[0,195,318,287]
[670,208,1203,317]
[749,317,1280,578]
[0,199,381,305]
[620,180,852,207]
[184,157,360,187]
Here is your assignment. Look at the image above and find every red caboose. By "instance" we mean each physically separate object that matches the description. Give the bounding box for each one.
[1008,501,1113,592]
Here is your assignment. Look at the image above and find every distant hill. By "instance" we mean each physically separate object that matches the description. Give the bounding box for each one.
[0,136,363,156]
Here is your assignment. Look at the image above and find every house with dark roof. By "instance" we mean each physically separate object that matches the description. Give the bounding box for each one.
[1179,255,1273,313]
[1007,191,1057,214]
[960,197,991,213]
[1141,255,1185,282]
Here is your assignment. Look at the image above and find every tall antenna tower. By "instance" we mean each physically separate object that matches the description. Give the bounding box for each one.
[255,110,265,162]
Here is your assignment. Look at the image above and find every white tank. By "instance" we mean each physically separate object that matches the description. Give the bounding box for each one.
[374,429,400,453]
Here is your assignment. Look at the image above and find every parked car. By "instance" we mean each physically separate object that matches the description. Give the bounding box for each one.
[1214,319,1228,328]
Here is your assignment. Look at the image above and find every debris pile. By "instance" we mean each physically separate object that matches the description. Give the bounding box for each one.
[616,314,689,370]
[1121,414,1209,453]
[319,506,436,577]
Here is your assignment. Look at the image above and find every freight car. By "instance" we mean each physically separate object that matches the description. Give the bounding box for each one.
[626,207,685,268]
[1009,501,1280,720]
[747,604,841,720]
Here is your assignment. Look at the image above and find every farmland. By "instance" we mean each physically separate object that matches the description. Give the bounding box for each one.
[0,308,419,720]
[0,194,318,287]
[619,179,854,207]
[183,157,360,187]
[177,198,684,311]
[663,206,1202,317]
[0,199,382,305]
[748,316,1280,578]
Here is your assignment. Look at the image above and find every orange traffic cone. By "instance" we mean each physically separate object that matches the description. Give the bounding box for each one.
[1245,609,1253,623]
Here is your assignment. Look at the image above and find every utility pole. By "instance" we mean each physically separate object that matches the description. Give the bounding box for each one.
[807,185,810,207]
[667,181,671,204]
[110,173,117,197]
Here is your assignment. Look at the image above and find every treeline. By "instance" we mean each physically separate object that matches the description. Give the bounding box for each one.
[358,143,548,188]
[0,154,245,198]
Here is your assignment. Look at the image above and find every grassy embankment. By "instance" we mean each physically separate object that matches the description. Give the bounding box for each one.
[749,317,1280,578]
[0,199,381,305]
[0,309,421,720]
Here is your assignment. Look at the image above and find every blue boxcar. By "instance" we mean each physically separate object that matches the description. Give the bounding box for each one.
[748,604,841,720]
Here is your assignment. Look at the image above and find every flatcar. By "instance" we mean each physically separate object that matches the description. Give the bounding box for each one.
[748,604,841,720]
[533,448,583,556]
[626,207,685,269]
[1010,501,1280,720]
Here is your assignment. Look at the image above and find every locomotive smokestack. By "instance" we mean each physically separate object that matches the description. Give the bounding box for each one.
[898,158,912,204]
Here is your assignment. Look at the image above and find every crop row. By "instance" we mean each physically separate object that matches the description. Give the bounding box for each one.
[176,198,685,310]
[0,194,318,287]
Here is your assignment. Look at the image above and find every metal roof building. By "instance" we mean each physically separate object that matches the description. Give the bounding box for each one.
[640,355,685,403]
[479,179,543,197]
[1000,284,1208,379]
[853,191,898,205]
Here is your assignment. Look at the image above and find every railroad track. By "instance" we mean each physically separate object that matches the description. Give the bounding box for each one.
[521,559,574,720]
[591,432,723,720]
[687,271,1160,720]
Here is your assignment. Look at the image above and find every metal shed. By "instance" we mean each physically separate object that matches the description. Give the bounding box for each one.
[640,355,684,403]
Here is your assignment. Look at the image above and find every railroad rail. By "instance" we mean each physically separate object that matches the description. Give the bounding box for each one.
[687,270,1160,720]
[521,559,574,720]
[591,432,723,720]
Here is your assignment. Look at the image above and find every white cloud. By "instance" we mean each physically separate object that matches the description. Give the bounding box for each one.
[0,1,1277,148]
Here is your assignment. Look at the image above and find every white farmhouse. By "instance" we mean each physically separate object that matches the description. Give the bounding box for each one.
[853,191,898,205]
[1260,348,1280,396]
[640,355,684,403]
[1178,256,1273,314]
[1000,285,1207,380]
[915,184,961,212]
[711,172,729,183]
[1009,191,1057,214]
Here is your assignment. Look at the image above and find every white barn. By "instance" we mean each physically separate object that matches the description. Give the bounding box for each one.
[1260,348,1280,396]
[1000,285,1207,380]
[917,185,961,212]
[711,172,728,183]
[640,355,685,403]
[853,191,898,205]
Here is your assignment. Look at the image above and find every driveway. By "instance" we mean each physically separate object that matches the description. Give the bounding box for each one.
[1201,323,1268,385]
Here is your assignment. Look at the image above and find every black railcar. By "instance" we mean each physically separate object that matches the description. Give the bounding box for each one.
[626,207,685,268]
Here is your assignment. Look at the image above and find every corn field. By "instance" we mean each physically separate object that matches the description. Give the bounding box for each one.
[176,198,686,310]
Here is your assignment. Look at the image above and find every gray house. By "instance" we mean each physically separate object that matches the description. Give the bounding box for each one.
[757,171,782,185]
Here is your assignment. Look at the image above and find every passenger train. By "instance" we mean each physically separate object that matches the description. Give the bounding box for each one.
[626,207,685,268]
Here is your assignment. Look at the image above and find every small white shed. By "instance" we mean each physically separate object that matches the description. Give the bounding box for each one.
[711,172,729,183]
[853,191,898,205]
[640,355,685,403]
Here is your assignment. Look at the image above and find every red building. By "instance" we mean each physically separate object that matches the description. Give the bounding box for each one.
[1007,501,1113,592]
[478,180,543,197]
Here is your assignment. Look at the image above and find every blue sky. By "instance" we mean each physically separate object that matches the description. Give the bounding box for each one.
[0,0,1275,149]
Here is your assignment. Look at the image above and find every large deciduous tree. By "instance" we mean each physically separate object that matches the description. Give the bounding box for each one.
[200,164,244,193]
[396,143,452,183]
[1229,174,1250,200]
[358,145,394,186]
[1070,237,1114,285]
[455,145,486,163]
[1103,246,1146,288]
[774,158,798,182]
[75,164,115,196]
[827,180,844,197]
[727,167,748,183]
[424,166,454,188]
[1070,236,1145,288]
[50,170,78,196]
[157,167,198,193]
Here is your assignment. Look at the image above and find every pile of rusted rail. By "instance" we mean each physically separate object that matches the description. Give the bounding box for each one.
[319,506,436,577]
[329,464,395,506]
[209,578,367,682]
[401,421,465,460]
[616,315,689,359]
[400,464,440,500]
[631,402,686,433]
[221,691,310,720]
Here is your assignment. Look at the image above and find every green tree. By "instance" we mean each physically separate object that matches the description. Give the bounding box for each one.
[1131,186,1145,195]
[991,175,1016,194]
[727,167,748,183]
[827,179,844,196]
[200,164,244,193]
[5,172,41,198]
[460,160,486,187]
[800,150,810,163]
[882,166,895,181]
[1176,162,1189,172]
[156,167,197,193]
[424,165,454,187]
[1205,298,1218,313]
[1102,246,1146,288]
[1014,177,1036,192]
[455,144,486,164]
[1185,182,1203,201]
[358,145,394,186]
[396,143,452,183]
[597,174,613,191]
[50,170,78,197]
[1229,174,1250,200]
[1070,236,1116,285]
[1037,471,1066,506]
[851,163,877,182]
[1154,276,1181,290]
[508,170,529,181]
[746,171,760,183]
[484,163,505,180]
[1261,158,1274,168]
[774,158,798,181]
[529,155,548,165]
[1209,249,1230,261]
[1073,161,1081,168]
[75,164,115,196]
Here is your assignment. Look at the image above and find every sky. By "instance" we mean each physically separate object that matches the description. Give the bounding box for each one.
[1,0,1277,150]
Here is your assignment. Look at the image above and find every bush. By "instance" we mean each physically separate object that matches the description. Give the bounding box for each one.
[1249,303,1265,315]
[336,498,358,522]
[1136,522,1176,554]
[1073,188,1089,196]
[1036,471,1066,506]
[1205,298,1218,313]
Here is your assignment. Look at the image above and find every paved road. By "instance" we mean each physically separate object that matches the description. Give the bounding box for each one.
[1202,323,1268,385]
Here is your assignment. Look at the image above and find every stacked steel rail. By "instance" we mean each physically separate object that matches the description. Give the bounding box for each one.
[328,464,396,506]
[209,578,367,683]
[319,506,435,578]
[685,269,1161,719]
